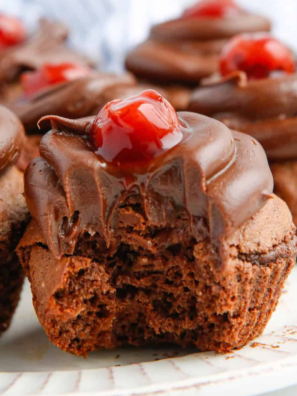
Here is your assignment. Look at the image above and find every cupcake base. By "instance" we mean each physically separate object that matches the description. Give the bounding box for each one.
[16,135,42,173]
[0,166,29,334]
[0,259,24,333]
[18,196,296,356]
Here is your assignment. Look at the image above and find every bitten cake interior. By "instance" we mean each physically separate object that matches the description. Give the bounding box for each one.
[18,194,296,357]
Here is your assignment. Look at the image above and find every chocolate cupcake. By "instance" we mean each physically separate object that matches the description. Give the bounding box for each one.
[189,34,297,223]
[125,0,270,85]
[0,106,29,333]
[17,90,296,356]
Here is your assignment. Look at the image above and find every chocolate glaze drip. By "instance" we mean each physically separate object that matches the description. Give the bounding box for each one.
[189,72,297,161]
[24,113,273,262]
[125,12,270,84]
[0,19,93,84]
[0,105,24,172]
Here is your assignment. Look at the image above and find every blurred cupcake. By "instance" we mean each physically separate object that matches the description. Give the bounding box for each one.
[11,63,188,171]
[0,106,29,334]
[189,33,297,223]
[0,16,94,103]
[125,0,271,85]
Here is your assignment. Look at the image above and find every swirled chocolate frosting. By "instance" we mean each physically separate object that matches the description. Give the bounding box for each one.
[150,13,271,41]
[125,12,270,84]
[189,72,297,161]
[0,105,24,172]
[9,73,137,134]
[0,19,93,84]
[7,73,191,134]
[24,113,273,262]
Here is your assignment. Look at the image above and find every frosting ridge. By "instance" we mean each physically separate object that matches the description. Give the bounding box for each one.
[24,113,273,262]
[189,72,297,160]
[126,12,271,83]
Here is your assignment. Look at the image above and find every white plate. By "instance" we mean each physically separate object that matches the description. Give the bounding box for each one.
[1,267,297,396]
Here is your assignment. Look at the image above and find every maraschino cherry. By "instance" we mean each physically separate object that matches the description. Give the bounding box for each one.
[21,62,91,98]
[0,14,26,48]
[220,34,296,80]
[89,90,183,165]
[182,0,240,19]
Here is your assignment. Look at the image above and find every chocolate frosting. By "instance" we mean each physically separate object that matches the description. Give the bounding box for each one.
[0,19,93,84]
[24,113,273,263]
[150,13,271,41]
[8,73,136,134]
[0,105,24,173]
[189,72,297,161]
[126,40,220,83]
[125,12,271,84]
[6,74,190,134]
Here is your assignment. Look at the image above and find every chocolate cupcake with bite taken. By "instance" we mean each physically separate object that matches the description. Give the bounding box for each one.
[17,90,297,356]
[189,34,297,224]
[125,0,271,85]
[0,105,29,334]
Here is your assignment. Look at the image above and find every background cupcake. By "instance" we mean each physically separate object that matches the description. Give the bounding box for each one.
[0,17,94,105]
[125,0,271,85]
[0,106,29,335]
[189,33,297,223]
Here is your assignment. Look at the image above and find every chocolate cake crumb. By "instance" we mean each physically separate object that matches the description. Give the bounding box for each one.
[18,197,296,356]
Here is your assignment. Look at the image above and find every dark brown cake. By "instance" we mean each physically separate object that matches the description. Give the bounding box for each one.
[18,91,297,356]
[0,106,29,333]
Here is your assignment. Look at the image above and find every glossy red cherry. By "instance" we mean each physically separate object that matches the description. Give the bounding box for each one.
[0,14,26,48]
[89,90,183,165]
[220,34,296,80]
[182,0,240,19]
[21,62,91,98]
